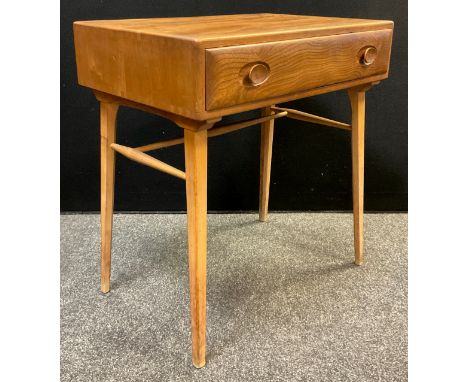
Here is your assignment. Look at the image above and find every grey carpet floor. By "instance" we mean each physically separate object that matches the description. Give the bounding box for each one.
[61,213,407,382]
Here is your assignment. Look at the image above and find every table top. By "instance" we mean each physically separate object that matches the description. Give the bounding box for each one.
[74,13,393,47]
[74,13,393,121]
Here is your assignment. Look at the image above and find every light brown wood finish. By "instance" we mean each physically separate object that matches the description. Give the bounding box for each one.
[75,14,393,47]
[206,29,392,110]
[259,107,275,222]
[271,106,351,130]
[75,14,393,120]
[135,137,184,153]
[184,129,209,368]
[74,13,394,368]
[348,88,366,265]
[134,111,287,152]
[208,111,286,138]
[100,102,119,293]
[111,143,186,180]
[74,26,205,119]
[93,91,220,132]
[200,73,389,121]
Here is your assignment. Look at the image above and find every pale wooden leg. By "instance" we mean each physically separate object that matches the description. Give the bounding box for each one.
[100,102,119,293]
[184,129,208,368]
[259,106,275,222]
[348,89,366,265]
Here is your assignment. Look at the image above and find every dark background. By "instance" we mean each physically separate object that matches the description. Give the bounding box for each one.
[61,1,407,212]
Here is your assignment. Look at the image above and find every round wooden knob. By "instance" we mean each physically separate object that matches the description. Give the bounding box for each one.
[247,63,270,86]
[361,47,377,66]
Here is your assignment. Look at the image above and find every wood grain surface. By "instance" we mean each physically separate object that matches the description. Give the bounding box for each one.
[259,107,275,222]
[74,14,393,47]
[206,29,392,110]
[74,14,393,120]
[73,14,395,368]
[74,25,205,118]
[99,101,119,293]
[184,129,209,368]
[349,87,367,265]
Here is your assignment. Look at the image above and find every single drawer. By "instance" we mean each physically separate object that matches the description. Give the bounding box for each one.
[205,29,393,111]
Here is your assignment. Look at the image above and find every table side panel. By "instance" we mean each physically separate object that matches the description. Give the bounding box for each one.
[205,29,393,111]
[73,23,205,117]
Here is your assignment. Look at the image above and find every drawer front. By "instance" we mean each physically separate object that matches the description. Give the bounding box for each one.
[205,29,392,111]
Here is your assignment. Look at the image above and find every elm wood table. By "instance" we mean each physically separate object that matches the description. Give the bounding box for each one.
[73,13,393,368]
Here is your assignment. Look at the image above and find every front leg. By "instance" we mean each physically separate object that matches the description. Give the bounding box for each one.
[348,87,367,265]
[184,129,208,368]
[100,101,119,293]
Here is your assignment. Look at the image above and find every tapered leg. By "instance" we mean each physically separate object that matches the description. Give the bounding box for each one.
[348,89,366,265]
[184,129,208,368]
[259,106,275,222]
[100,102,119,293]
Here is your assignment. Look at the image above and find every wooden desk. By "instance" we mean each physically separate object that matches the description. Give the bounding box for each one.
[73,13,394,368]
